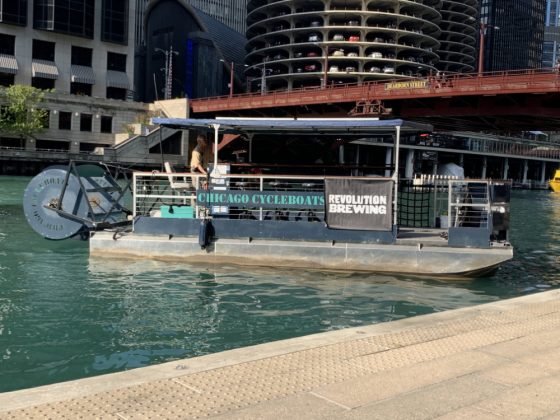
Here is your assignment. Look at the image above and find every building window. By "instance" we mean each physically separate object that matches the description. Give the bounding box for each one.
[107,52,126,72]
[100,116,113,133]
[0,74,14,86]
[32,77,55,90]
[0,33,15,55]
[0,0,27,26]
[102,0,128,44]
[80,114,92,132]
[106,87,126,100]
[58,111,72,130]
[34,0,94,39]
[32,39,55,61]
[70,82,92,96]
[71,46,92,67]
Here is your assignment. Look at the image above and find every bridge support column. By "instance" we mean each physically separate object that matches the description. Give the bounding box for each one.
[503,158,509,180]
[459,153,464,167]
[541,161,547,184]
[522,160,529,185]
[405,149,414,179]
[339,145,345,165]
[69,140,79,153]
[482,156,487,179]
[25,137,36,151]
[385,147,392,177]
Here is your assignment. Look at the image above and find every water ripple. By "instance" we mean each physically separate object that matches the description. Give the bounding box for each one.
[1,178,559,392]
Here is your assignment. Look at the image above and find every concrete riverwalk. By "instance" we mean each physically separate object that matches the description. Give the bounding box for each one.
[2,289,560,419]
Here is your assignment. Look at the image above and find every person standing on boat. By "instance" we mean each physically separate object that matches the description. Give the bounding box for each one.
[190,134,211,175]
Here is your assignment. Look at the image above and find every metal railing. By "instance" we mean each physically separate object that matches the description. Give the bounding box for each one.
[448,180,491,229]
[133,172,497,231]
[133,172,327,221]
[191,68,560,112]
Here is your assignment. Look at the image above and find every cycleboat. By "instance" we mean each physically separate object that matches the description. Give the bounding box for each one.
[23,118,513,277]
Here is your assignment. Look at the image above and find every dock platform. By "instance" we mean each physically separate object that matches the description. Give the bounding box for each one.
[2,289,560,419]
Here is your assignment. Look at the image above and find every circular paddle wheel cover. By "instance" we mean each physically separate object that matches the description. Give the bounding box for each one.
[23,166,90,240]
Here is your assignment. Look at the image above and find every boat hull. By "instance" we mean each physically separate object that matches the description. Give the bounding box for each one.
[550,180,560,192]
[90,231,513,278]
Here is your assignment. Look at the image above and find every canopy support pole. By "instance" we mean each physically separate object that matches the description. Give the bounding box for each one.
[211,123,220,177]
[393,125,401,227]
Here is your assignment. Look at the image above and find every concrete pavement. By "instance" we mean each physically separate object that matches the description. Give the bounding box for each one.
[2,289,560,419]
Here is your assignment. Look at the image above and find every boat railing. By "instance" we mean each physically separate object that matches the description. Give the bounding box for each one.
[448,180,491,229]
[133,172,328,221]
[133,172,500,231]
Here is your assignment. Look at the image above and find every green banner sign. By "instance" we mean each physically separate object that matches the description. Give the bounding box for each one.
[196,190,324,209]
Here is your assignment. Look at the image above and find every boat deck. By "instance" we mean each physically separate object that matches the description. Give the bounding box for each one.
[396,227,448,245]
[2,290,560,419]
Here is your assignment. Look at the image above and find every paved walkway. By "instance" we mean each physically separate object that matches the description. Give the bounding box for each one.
[2,289,560,419]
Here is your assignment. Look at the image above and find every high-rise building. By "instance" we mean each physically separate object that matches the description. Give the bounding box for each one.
[135,0,247,47]
[543,0,560,68]
[245,0,443,91]
[139,1,246,101]
[480,0,546,72]
[0,1,149,154]
[0,0,134,98]
[436,0,478,73]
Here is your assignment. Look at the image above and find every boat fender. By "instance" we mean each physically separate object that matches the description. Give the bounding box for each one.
[199,219,211,249]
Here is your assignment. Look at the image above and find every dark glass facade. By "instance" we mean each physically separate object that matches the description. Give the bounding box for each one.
[0,0,27,26]
[481,0,546,71]
[102,0,128,44]
[34,0,94,39]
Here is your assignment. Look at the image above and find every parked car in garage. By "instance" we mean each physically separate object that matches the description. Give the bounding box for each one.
[304,64,318,71]
[331,49,345,56]
[332,34,345,41]
[348,35,360,42]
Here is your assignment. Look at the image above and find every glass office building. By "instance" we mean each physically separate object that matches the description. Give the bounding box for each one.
[543,0,560,68]
[480,0,546,71]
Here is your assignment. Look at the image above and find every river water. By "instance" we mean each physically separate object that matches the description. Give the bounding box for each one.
[1,176,559,392]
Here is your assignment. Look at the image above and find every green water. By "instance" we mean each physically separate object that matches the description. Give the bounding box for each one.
[1,176,559,393]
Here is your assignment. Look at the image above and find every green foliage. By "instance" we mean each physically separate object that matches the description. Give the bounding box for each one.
[0,85,49,138]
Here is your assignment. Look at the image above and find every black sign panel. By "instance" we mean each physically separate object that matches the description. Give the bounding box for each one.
[325,178,393,231]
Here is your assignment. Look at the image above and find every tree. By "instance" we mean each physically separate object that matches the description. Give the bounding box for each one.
[0,85,49,139]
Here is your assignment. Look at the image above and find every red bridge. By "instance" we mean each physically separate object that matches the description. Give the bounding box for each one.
[191,69,560,131]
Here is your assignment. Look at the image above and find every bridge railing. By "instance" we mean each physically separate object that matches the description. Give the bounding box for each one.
[191,68,560,107]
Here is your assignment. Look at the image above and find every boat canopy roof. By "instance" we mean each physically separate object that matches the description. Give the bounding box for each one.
[152,117,432,136]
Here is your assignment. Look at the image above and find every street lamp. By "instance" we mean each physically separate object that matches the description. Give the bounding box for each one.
[155,46,178,100]
[220,60,248,98]
[220,59,234,97]
[478,22,499,77]
[259,62,273,95]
